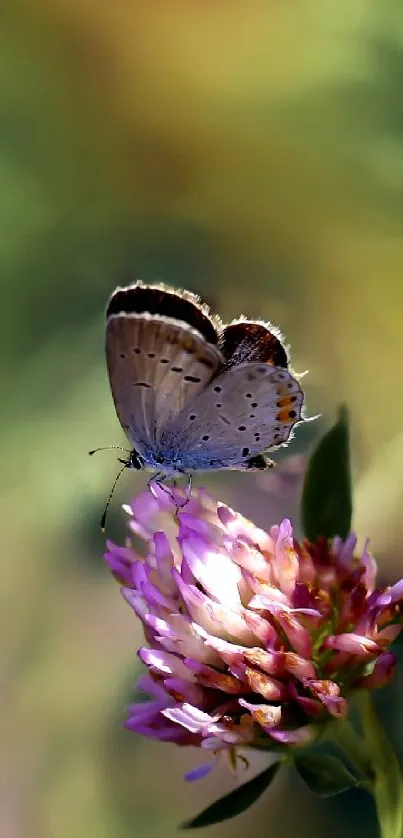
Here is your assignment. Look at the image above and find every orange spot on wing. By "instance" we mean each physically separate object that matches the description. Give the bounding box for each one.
[277,408,294,422]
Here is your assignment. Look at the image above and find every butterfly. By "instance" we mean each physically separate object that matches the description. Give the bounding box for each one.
[91,282,305,524]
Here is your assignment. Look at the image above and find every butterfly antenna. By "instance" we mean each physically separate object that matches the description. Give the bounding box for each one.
[89,445,130,456]
[100,462,129,532]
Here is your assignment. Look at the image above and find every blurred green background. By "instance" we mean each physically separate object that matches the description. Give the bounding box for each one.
[3,1,403,836]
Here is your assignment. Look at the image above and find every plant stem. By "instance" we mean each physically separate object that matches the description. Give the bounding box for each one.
[325,716,373,785]
[355,691,403,838]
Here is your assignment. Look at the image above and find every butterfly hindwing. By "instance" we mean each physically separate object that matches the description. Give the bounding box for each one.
[160,363,304,470]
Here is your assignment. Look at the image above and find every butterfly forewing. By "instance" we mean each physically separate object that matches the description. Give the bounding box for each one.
[161,363,304,470]
[106,313,223,452]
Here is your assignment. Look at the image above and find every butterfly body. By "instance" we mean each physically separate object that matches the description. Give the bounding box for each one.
[104,282,305,477]
[124,442,271,477]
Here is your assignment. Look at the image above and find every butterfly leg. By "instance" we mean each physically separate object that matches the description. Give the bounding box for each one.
[147,471,170,496]
[173,473,193,513]
[147,471,193,513]
[185,472,193,500]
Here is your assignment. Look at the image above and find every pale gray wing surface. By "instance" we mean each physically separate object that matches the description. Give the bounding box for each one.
[106,313,223,453]
[161,363,304,469]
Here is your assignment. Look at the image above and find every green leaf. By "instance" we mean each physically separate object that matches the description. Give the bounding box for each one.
[180,762,281,829]
[356,692,403,838]
[294,753,360,798]
[301,405,352,541]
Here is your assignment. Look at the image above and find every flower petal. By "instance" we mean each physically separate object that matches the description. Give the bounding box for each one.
[217,505,274,553]
[264,605,312,658]
[153,532,177,592]
[185,659,245,693]
[185,761,217,782]
[181,535,242,608]
[359,539,377,592]
[268,726,316,745]
[139,648,195,680]
[270,518,299,597]
[324,633,380,656]
[244,667,287,701]
[355,652,397,689]
[162,703,218,734]
[174,570,257,644]
[238,700,282,732]
[283,652,316,680]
